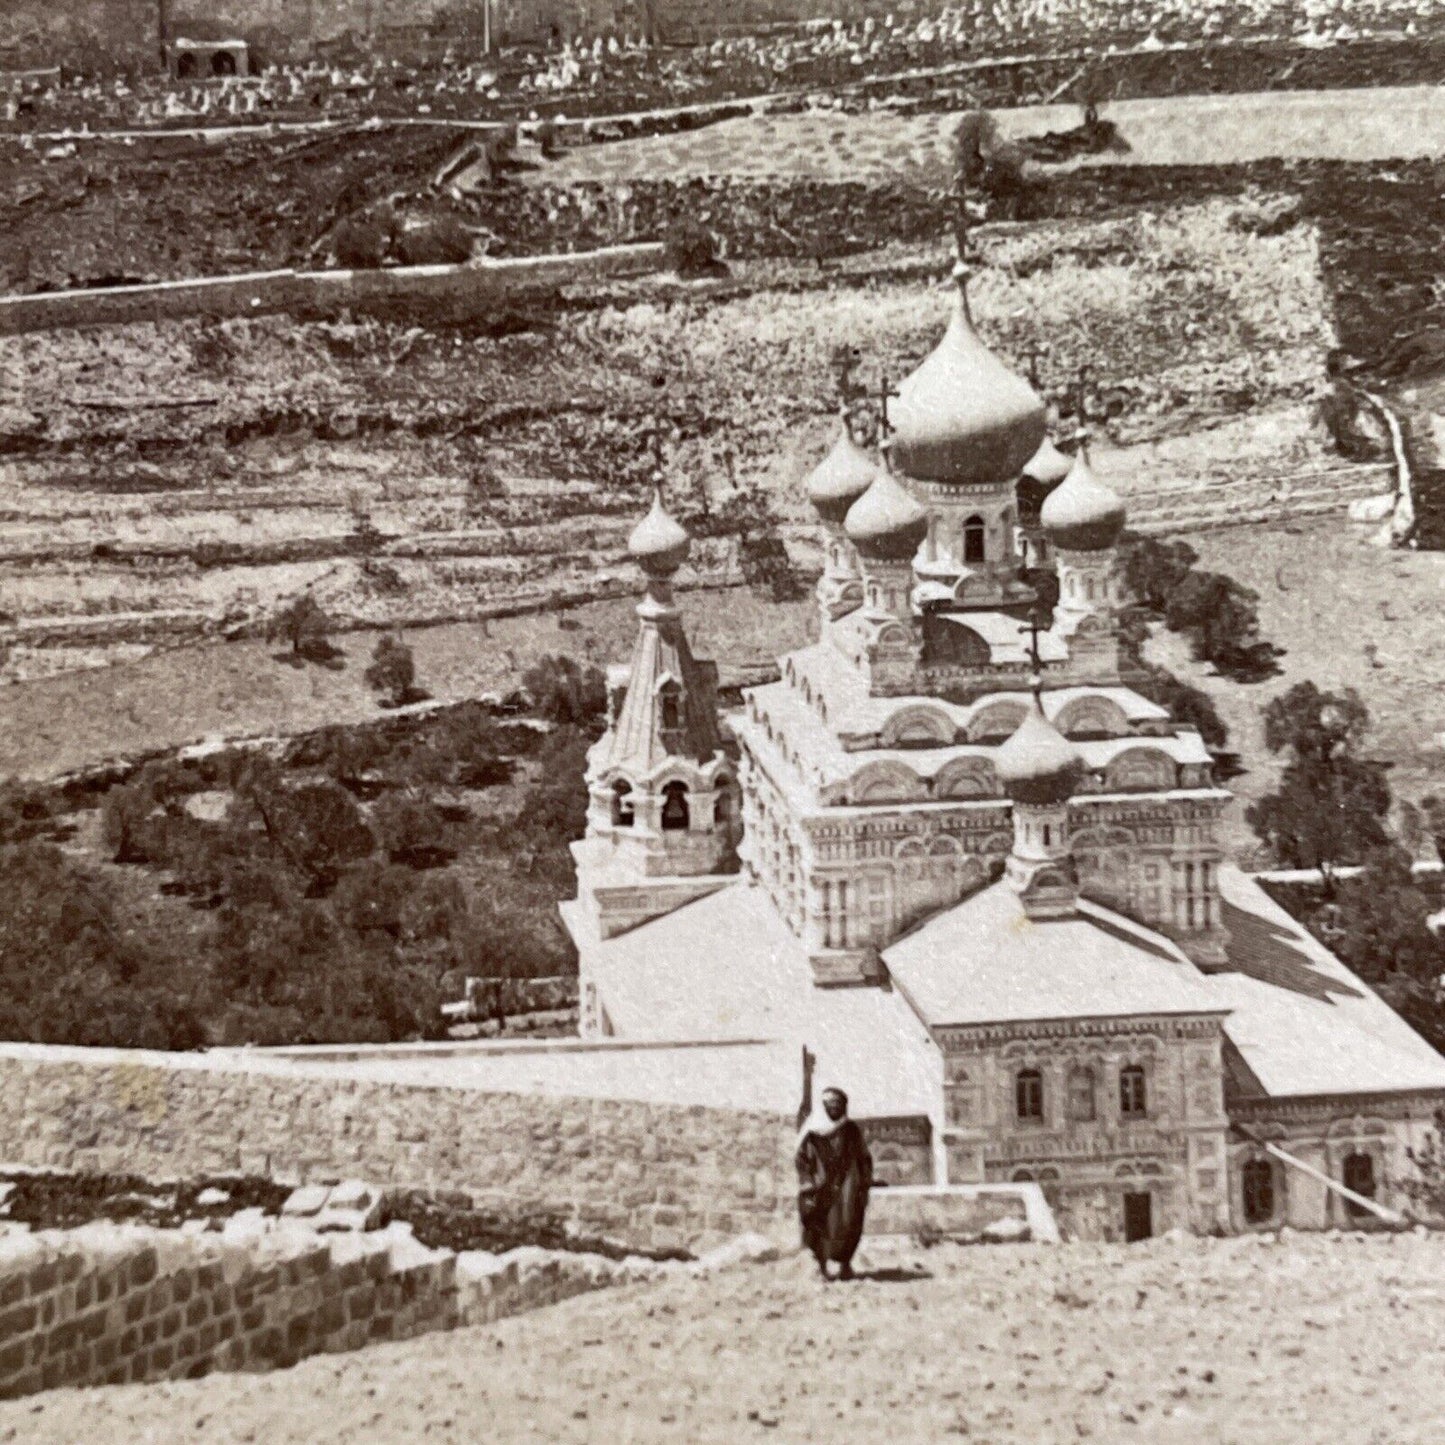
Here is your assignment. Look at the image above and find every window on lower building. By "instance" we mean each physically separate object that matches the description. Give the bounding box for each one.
[1342,1152,1376,1217]
[1011,1168,1035,1183]
[963,514,986,564]
[1066,1067,1096,1122]
[1119,1065,1148,1118]
[1015,1068,1044,1123]
[1242,1157,1276,1225]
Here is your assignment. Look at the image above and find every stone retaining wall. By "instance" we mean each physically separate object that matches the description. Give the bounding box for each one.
[0,245,664,338]
[0,1047,796,1254]
[0,1221,458,1401]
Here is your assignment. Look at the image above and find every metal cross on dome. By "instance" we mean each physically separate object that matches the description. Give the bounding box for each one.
[1019,609,1047,702]
[876,374,901,444]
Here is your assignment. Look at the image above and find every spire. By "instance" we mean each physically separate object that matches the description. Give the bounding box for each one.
[606,490,722,776]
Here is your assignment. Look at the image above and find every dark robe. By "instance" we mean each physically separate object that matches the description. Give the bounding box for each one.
[795,1119,873,1267]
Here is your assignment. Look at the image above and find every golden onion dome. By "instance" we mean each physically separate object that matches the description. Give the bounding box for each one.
[887,267,1046,488]
[995,696,1085,806]
[844,465,929,562]
[1040,448,1127,552]
[628,488,691,577]
[806,419,879,526]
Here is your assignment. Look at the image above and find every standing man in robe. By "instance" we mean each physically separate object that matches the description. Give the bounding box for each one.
[795,1086,873,1281]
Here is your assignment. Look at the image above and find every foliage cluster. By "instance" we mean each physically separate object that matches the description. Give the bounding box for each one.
[0,673,602,1049]
[1120,534,1282,681]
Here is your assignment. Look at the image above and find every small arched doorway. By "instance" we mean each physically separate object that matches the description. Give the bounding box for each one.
[211,50,238,77]
[1342,1152,1376,1218]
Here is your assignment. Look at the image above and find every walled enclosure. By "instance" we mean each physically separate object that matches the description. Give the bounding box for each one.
[0,1047,796,1254]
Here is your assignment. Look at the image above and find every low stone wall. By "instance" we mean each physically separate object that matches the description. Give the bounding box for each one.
[865,1184,1054,1244]
[0,1046,795,1254]
[0,245,664,337]
[0,1220,458,1401]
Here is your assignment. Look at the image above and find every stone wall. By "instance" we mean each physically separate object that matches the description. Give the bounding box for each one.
[0,1221,458,1400]
[0,245,664,338]
[0,1047,795,1254]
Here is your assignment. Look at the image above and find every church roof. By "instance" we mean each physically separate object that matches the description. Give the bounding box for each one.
[806,420,879,526]
[603,613,724,777]
[577,881,940,1120]
[1041,448,1127,552]
[1203,867,1445,1099]
[887,270,1046,489]
[884,884,1224,1029]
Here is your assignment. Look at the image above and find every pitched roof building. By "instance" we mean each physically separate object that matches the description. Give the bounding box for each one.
[563,266,1445,1241]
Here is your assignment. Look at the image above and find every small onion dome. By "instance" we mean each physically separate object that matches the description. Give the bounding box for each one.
[806,423,878,526]
[844,467,928,562]
[628,489,690,577]
[995,697,1085,806]
[887,284,1046,488]
[1041,449,1126,552]
[1022,437,1073,488]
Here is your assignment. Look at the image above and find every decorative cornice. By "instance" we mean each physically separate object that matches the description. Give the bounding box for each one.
[935,1013,1227,1049]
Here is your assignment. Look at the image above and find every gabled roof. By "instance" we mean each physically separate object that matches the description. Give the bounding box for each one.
[1204,867,1445,1099]
[581,881,940,1120]
[883,883,1223,1029]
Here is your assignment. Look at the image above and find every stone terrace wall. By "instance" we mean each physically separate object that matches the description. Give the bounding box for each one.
[0,1222,458,1400]
[0,245,664,338]
[0,1048,795,1254]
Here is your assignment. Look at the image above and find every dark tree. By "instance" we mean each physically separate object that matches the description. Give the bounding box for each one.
[267,593,340,665]
[1246,684,1392,889]
[522,654,607,728]
[1120,534,1199,614]
[237,772,376,895]
[373,791,453,868]
[365,633,421,708]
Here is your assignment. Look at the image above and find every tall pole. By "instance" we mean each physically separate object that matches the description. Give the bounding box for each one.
[157,0,171,70]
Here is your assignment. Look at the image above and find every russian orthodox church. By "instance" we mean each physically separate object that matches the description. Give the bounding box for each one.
[562,260,1445,1242]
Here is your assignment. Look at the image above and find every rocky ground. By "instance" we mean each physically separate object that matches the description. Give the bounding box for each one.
[3,1230,1443,1443]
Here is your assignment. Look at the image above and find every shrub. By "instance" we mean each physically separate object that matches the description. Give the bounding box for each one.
[365,634,423,709]
[395,218,474,267]
[522,655,607,728]
[333,217,390,270]
[266,593,341,666]
[666,219,726,279]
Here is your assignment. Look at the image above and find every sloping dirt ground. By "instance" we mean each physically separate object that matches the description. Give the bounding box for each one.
[4,1232,1443,1444]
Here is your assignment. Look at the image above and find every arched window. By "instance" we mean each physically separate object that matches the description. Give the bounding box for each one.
[1119,1065,1148,1118]
[1011,1168,1035,1183]
[610,780,634,828]
[211,50,238,77]
[661,781,690,832]
[660,683,682,733]
[1242,1158,1275,1225]
[176,52,198,79]
[1015,1068,1044,1123]
[1342,1152,1376,1217]
[1066,1067,1096,1122]
[713,783,733,829]
[963,515,986,564]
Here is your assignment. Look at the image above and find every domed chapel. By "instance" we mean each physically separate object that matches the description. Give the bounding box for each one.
[562,260,1445,1242]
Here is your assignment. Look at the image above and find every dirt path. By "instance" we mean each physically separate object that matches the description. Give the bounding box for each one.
[4,1232,1443,1444]
[533,83,1445,184]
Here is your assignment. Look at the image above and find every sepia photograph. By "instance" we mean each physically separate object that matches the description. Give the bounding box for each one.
[0,2,1443,1440]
